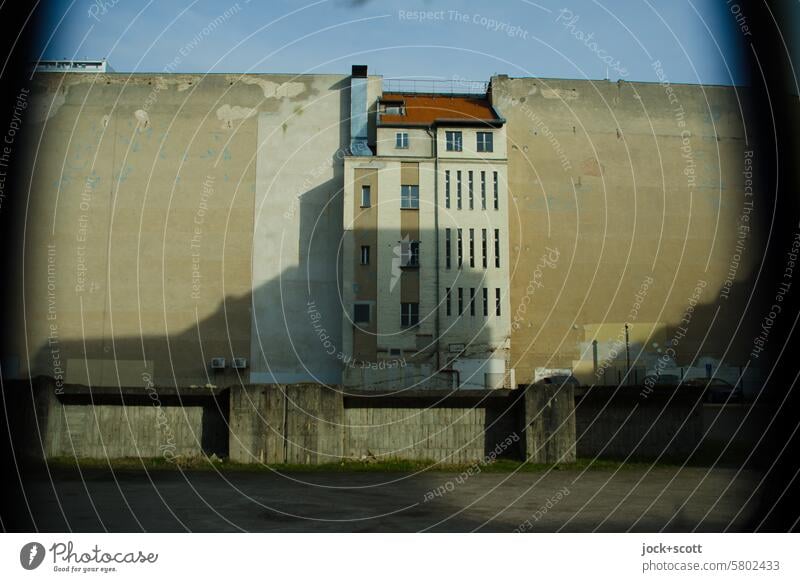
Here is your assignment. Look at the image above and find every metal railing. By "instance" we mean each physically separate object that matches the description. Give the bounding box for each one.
[383,78,488,96]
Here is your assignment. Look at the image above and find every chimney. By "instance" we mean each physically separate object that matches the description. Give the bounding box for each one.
[349,65,372,156]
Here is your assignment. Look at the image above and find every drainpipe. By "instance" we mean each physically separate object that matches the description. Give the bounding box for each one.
[282,385,288,463]
[428,125,440,373]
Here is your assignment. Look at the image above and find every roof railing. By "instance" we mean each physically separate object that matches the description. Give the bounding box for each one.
[382,78,488,96]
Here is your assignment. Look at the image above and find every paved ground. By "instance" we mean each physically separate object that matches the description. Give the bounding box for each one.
[16,465,763,532]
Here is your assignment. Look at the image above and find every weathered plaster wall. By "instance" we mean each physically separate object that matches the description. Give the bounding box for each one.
[250,75,381,384]
[17,73,262,387]
[492,77,757,384]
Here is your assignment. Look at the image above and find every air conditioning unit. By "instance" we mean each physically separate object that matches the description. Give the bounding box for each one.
[210,357,226,369]
[232,357,248,369]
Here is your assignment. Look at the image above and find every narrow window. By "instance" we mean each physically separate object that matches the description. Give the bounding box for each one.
[493,172,499,210]
[456,171,462,209]
[401,302,419,327]
[400,240,420,267]
[468,171,474,209]
[494,229,500,268]
[445,288,451,317]
[361,185,371,208]
[470,288,476,316]
[482,288,488,316]
[469,228,475,268]
[360,245,370,265]
[481,229,487,268]
[477,131,494,152]
[445,170,451,209]
[446,131,463,151]
[457,228,463,267]
[481,171,486,209]
[495,288,501,316]
[354,303,370,323]
[458,288,464,315]
[401,184,419,209]
[445,228,451,269]
[396,132,409,149]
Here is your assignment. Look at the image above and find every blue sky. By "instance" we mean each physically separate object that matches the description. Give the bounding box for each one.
[37,0,753,85]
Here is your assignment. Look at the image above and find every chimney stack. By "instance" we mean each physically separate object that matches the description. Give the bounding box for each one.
[349,65,371,156]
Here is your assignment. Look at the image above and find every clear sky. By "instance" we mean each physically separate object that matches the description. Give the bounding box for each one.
[37,0,753,85]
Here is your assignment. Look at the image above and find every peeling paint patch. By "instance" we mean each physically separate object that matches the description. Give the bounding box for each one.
[239,77,305,99]
[217,104,257,128]
[541,88,578,100]
[581,157,604,177]
[134,109,150,129]
[29,89,66,123]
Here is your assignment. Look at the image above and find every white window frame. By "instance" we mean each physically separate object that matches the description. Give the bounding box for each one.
[401,184,419,209]
[477,131,494,152]
[360,245,370,265]
[401,302,419,327]
[361,185,371,208]
[396,132,409,149]
[446,131,463,152]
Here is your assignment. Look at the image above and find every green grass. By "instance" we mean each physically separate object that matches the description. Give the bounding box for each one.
[42,455,658,474]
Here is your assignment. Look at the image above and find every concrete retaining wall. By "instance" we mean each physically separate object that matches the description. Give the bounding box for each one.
[523,384,576,464]
[575,385,704,460]
[229,384,343,464]
[229,384,573,465]
[12,377,227,460]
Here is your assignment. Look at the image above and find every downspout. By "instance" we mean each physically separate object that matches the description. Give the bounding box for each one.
[427,125,440,373]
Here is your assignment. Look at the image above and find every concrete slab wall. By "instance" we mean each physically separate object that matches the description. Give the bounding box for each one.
[12,377,227,460]
[523,383,577,464]
[574,385,703,460]
[229,384,343,464]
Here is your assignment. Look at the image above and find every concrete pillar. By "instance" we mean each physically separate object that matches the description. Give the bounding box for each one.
[229,384,343,465]
[523,384,576,464]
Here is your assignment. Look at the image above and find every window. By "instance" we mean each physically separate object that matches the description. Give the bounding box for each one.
[401,185,419,209]
[469,228,475,268]
[361,185,371,208]
[481,229,487,268]
[360,245,370,265]
[383,103,404,115]
[446,131,463,151]
[493,172,499,210]
[445,171,451,208]
[481,171,486,209]
[457,228,463,267]
[495,288,501,316]
[354,303,370,323]
[401,302,419,327]
[457,171,462,209]
[458,288,464,315]
[477,132,494,152]
[446,287,451,316]
[445,228,451,269]
[470,288,476,316]
[482,288,488,316]
[494,229,500,268]
[400,240,420,267]
[396,132,409,149]
[468,171,474,209]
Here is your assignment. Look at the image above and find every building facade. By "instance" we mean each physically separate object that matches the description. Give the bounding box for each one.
[3,65,760,392]
[342,70,513,389]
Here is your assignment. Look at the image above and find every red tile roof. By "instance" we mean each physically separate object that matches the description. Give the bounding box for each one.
[378,93,502,127]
